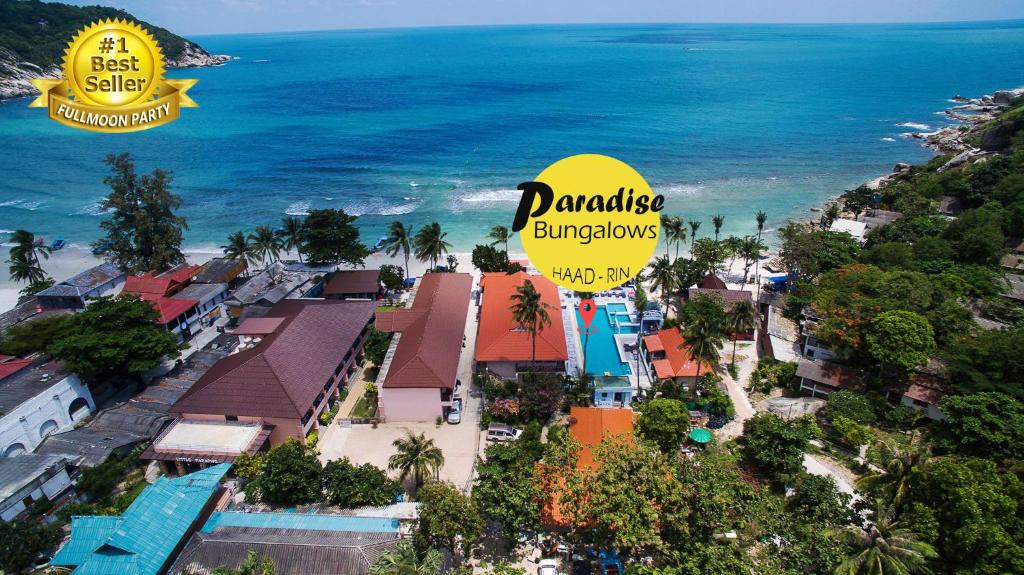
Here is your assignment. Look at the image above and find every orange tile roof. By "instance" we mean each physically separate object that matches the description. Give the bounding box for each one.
[123,265,200,296]
[0,355,32,381]
[138,293,198,325]
[645,328,714,380]
[475,272,567,363]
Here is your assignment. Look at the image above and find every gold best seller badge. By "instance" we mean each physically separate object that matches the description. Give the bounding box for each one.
[28,19,198,132]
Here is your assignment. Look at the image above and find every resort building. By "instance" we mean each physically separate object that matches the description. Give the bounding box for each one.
[35,262,126,311]
[900,360,950,421]
[0,359,94,458]
[0,453,73,522]
[122,264,205,340]
[796,357,862,398]
[376,273,472,422]
[223,261,317,319]
[592,375,634,407]
[641,328,714,387]
[475,272,568,379]
[829,218,868,244]
[170,512,401,575]
[323,269,384,300]
[169,299,376,452]
[192,257,248,286]
[51,464,230,575]
[802,334,836,361]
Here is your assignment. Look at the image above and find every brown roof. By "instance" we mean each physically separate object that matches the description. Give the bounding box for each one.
[697,273,728,290]
[688,287,754,310]
[796,358,862,390]
[323,270,381,296]
[171,299,376,419]
[903,383,947,405]
[376,273,472,389]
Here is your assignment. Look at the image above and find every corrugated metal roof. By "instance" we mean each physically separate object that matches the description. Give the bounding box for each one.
[323,270,381,296]
[0,453,66,501]
[36,262,125,297]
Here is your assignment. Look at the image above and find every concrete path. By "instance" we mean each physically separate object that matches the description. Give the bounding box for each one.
[716,340,758,440]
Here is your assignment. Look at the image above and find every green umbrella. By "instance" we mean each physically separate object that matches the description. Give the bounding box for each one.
[689,427,713,444]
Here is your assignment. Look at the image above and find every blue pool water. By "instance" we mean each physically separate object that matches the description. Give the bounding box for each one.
[202,511,400,533]
[605,303,628,313]
[577,307,631,376]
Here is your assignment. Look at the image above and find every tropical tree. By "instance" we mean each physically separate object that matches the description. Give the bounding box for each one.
[384,221,415,279]
[683,312,724,380]
[509,279,553,362]
[832,503,938,575]
[278,216,305,262]
[209,550,276,575]
[488,224,511,254]
[712,214,725,242]
[388,431,445,491]
[665,216,687,260]
[6,229,50,285]
[222,231,257,270]
[754,210,767,293]
[688,219,701,247]
[645,255,675,315]
[417,481,483,559]
[824,202,842,229]
[301,208,369,267]
[726,299,758,366]
[369,541,441,575]
[739,236,763,289]
[865,311,936,372]
[249,225,282,266]
[856,432,930,509]
[413,222,451,270]
[660,214,682,259]
[249,438,323,506]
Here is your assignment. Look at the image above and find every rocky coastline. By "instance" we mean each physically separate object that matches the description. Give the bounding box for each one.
[0,42,232,101]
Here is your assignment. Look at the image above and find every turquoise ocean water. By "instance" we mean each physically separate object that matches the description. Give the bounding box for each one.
[2,22,1024,253]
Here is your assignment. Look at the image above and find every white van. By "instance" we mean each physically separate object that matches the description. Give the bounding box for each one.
[486,423,522,442]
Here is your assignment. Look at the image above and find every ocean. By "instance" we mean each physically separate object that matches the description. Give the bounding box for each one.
[2,21,1024,256]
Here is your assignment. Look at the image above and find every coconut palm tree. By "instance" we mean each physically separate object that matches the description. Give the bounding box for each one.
[754,210,767,293]
[222,230,258,272]
[660,214,678,259]
[509,279,553,362]
[7,252,47,284]
[384,221,415,280]
[249,225,282,266]
[712,214,725,243]
[388,431,445,491]
[645,255,675,315]
[370,541,442,575]
[664,216,686,260]
[856,432,930,510]
[278,216,305,263]
[6,229,50,285]
[682,312,725,381]
[726,299,758,366]
[824,202,842,229]
[832,503,937,575]
[688,219,701,248]
[487,224,511,255]
[413,222,451,271]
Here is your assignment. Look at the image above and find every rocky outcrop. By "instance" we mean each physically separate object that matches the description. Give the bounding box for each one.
[0,42,231,101]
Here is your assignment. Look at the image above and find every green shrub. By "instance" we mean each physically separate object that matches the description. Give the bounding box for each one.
[826,391,876,424]
[749,359,798,394]
[831,415,874,448]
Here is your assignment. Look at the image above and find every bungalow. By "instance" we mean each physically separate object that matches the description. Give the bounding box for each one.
[168,299,376,456]
[0,453,73,522]
[223,261,315,319]
[796,357,862,398]
[323,269,384,300]
[376,273,472,422]
[0,359,94,458]
[51,463,230,575]
[829,218,868,244]
[900,360,949,421]
[592,375,633,407]
[35,262,126,311]
[192,257,247,287]
[122,264,203,339]
[475,272,568,379]
[642,328,714,388]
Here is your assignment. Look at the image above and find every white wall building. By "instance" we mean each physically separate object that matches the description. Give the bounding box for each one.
[0,361,95,458]
[0,453,73,521]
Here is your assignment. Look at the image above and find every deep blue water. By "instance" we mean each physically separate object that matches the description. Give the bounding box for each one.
[2,22,1024,253]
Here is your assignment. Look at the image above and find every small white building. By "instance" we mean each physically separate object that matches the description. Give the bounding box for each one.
[0,453,73,521]
[829,218,868,244]
[0,361,95,458]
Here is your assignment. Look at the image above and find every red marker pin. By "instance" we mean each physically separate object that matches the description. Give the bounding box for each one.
[579,299,597,329]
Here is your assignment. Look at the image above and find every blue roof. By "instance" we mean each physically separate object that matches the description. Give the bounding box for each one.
[52,463,230,575]
[202,511,400,533]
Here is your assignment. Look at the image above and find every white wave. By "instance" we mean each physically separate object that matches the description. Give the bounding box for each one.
[880,137,896,142]
[656,183,705,197]
[0,229,14,235]
[409,181,420,187]
[402,196,418,201]
[459,189,521,203]
[70,199,111,216]
[896,122,930,130]
[0,198,44,210]
[285,201,311,216]
[324,196,334,201]
[376,202,419,216]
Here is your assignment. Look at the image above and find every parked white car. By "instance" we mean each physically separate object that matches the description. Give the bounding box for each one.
[486,423,522,442]
[538,559,559,575]
[447,400,462,424]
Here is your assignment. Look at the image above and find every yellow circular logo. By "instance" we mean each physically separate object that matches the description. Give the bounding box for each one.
[64,19,164,107]
[515,154,662,292]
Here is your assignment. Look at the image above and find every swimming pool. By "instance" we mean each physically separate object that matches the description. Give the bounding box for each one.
[202,511,400,533]
[577,306,631,376]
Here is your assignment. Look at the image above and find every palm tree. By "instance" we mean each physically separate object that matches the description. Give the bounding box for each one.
[824,202,842,229]
[370,541,442,575]
[688,220,702,248]
[278,216,305,263]
[509,279,553,362]
[413,222,451,271]
[645,255,675,315]
[754,210,767,294]
[856,432,930,509]
[388,431,445,491]
[487,224,511,255]
[222,230,258,272]
[209,550,276,575]
[682,312,725,381]
[384,221,415,280]
[726,299,758,366]
[660,214,678,259]
[6,229,50,285]
[739,236,762,289]
[712,214,725,242]
[664,217,686,260]
[833,503,937,575]
[249,225,282,266]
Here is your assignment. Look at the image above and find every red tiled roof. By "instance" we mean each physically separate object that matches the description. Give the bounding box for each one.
[644,328,714,380]
[323,270,381,296]
[123,264,200,296]
[376,273,472,389]
[171,299,376,419]
[139,293,198,325]
[903,383,946,405]
[475,272,567,363]
[0,355,32,381]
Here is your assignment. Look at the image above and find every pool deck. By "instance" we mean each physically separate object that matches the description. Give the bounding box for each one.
[562,291,653,391]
